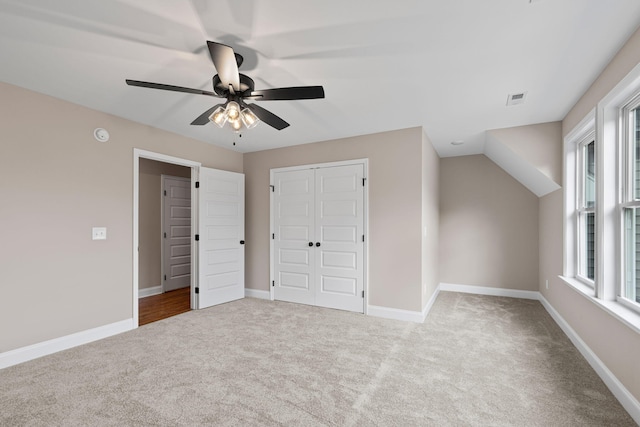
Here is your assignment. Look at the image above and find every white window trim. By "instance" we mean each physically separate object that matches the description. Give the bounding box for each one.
[562,61,640,332]
[618,92,640,309]
[576,132,596,286]
[563,110,595,286]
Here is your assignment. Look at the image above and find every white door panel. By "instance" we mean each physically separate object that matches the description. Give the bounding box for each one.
[198,167,245,309]
[273,169,315,306]
[315,164,364,312]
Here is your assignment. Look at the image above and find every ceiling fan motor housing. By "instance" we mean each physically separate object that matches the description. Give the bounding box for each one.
[213,74,255,97]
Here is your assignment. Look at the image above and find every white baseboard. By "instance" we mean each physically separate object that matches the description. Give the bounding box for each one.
[367,305,426,323]
[245,288,270,300]
[440,281,640,425]
[439,282,539,300]
[422,286,441,320]
[0,318,134,370]
[139,285,163,298]
[538,294,640,425]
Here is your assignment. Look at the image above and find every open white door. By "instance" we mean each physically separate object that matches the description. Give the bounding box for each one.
[197,167,245,309]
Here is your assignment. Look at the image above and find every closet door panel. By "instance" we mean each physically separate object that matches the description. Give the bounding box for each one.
[314,164,364,312]
[273,169,315,306]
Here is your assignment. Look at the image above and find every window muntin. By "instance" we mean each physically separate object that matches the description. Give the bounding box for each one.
[577,136,596,284]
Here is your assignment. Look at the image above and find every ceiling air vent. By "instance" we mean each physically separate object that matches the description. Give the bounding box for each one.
[506,92,527,106]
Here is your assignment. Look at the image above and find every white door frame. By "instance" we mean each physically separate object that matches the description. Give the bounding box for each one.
[133,149,201,328]
[269,158,369,314]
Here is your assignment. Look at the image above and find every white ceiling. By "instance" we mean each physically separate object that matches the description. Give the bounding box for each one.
[1,0,639,156]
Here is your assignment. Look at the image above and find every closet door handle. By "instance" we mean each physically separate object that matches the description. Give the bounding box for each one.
[308,242,314,247]
[315,242,321,247]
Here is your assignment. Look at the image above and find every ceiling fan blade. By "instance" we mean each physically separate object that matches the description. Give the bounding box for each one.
[247,86,325,101]
[125,79,218,97]
[190,104,225,126]
[246,103,289,130]
[207,41,240,92]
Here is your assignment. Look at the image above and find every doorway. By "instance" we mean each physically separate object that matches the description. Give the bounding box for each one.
[138,159,192,325]
[133,149,201,327]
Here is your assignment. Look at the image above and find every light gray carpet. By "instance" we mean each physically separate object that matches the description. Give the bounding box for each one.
[0,292,635,426]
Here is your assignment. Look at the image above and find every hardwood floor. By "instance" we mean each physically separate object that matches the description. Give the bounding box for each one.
[138,287,191,326]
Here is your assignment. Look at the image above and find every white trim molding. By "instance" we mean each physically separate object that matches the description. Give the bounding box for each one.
[139,285,163,298]
[367,304,426,323]
[539,294,640,424]
[440,281,640,425]
[367,285,441,324]
[439,282,539,300]
[0,319,134,370]
[245,288,270,300]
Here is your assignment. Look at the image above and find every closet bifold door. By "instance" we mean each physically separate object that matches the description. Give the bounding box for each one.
[273,163,364,313]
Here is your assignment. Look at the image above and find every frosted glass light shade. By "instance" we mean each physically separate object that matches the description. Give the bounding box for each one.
[229,116,242,131]
[209,105,227,127]
[241,108,260,129]
[226,101,240,121]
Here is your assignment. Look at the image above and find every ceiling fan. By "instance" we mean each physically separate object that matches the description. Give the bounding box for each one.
[126,41,325,131]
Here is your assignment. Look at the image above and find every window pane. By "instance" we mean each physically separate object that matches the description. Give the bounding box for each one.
[579,211,595,281]
[584,141,595,208]
[634,108,640,200]
[624,207,640,303]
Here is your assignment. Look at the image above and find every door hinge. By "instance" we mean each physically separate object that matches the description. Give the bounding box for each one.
[195,181,200,189]
[362,178,366,186]
[163,190,167,196]
[272,233,275,240]
[270,185,274,192]
[195,287,199,294]
[272,280,275,287]
[195,234,200,241]
[362,235,365,242]
[164,275,167,281]
[362,290,364,298]
[164,232,167,238]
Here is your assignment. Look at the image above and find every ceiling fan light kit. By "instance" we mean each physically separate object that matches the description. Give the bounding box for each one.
[126,40,325,135]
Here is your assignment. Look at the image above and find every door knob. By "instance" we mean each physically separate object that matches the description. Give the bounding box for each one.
[240,240,245,245]
[308,242,313,247]
[315,242,321,247]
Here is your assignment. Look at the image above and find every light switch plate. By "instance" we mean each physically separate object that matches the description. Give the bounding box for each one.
[92,227,107,240]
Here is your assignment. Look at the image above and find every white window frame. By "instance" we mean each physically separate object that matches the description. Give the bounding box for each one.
[562,61,640,332]
[563,112,596,291]
[576,132,596,286]
[618,93,640,312]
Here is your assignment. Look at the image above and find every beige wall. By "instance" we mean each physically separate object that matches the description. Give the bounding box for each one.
[487,122,563,185]
[422,130,440,308]
[439,155,539,290]
[244,127,435,312]
[138,159,190,290]
[541,26,640,404]
[0,82,242,352]
[564,26,640,135]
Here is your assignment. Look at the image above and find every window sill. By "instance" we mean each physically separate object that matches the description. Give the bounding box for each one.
[559,275,640,335]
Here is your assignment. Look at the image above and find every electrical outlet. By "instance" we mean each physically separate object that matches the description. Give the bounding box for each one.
[92,227,107,240]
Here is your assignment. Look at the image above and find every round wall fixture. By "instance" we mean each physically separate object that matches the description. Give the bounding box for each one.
[94,128,110,142]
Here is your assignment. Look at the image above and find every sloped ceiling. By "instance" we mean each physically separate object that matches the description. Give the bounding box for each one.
[0,0,639,155]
